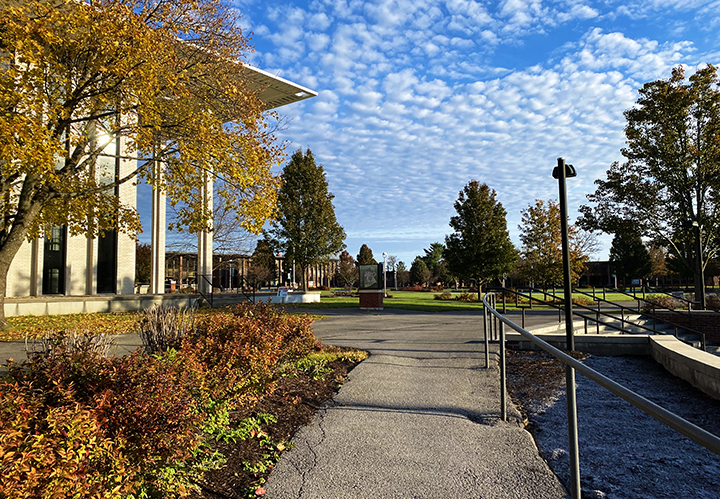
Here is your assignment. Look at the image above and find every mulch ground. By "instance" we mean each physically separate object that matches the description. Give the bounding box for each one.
[188,358,360,498]
[505,348,586,427]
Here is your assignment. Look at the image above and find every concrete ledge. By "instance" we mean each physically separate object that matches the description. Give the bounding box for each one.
[3,291,323,317]
[4,295,200,317]
[650,335,720,401]
[267,292,321,304]
[506,331,651,356]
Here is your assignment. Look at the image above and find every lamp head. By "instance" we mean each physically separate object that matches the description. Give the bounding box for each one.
[552,164,577,179]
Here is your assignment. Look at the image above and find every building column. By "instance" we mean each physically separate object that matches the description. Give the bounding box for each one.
[150,159,166,295]
[30,238,40,296]
[197,170,213,295]
[85,237,95,296]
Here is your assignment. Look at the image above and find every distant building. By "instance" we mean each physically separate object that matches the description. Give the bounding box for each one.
[163,252,340,292]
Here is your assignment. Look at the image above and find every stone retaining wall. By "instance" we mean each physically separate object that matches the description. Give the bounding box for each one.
[650,335,720,401]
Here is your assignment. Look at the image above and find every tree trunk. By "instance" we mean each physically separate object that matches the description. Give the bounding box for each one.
[0,224,36,328]
[300,264,308,292]
[0,259,9,329]
[0,181,47,328]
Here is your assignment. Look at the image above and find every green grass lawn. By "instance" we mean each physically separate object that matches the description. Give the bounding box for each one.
[283,289,645,313]
[0,289,648,341]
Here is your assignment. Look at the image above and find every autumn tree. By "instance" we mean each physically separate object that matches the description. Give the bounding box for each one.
[384,254,399,289]
[608,226,652,286]
[518,199,593,287]
[396,261,410,287]
[167,189,258,257]
[0,0,282,325]
[579,65,720,302]
[357,244,377,265]
[444,181,516,288]
[648,246,669,285]
[269,149,345,291]
[336,250,358,287]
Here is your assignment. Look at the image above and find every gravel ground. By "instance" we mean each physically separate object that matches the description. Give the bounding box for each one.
[517,354,720,498]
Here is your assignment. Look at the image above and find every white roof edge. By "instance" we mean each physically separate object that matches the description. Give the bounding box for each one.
[241,63,318,110]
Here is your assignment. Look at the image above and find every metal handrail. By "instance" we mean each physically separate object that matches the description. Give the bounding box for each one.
[501,287,661,336]
[573,288,713,350]
[236,275,256,304]
[198,274,214,307]
[482,292,720,493]
[505,287,712,351]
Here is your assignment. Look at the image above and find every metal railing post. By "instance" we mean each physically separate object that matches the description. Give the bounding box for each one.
[483,300,490,369]
[584,316,588,335]
[481,291,720,475]
[489,296,495,341]
[566,364,581,498]
[493,294,499,341]
[500,319,507,422]
[521,308,526,329]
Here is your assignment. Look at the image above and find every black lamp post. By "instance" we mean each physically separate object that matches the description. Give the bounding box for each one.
[552,156,580,499]
[552,157,577,351]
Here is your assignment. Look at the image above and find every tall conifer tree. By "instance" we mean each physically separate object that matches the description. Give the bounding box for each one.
[444,181,516,288]
[270,149,345,291]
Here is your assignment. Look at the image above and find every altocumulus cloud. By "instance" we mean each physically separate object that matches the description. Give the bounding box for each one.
[217,0,720,264]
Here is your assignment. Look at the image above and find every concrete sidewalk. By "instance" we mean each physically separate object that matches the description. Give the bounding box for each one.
[265,309,569,498]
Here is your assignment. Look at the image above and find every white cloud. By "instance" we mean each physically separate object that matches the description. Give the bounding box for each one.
[216,0,720,261]
[561,28,695,81]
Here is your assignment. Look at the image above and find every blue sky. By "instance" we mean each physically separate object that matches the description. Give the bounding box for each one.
[141,0,720,266]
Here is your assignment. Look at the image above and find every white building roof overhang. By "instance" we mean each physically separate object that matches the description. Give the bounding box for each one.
[240,64,317,111]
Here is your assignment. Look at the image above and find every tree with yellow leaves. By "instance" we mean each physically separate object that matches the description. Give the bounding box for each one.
[0,0,282,325]
[517,199,596,287]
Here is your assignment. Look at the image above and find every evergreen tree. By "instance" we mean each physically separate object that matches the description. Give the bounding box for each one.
[247,237,277,288]
[444,181,516,288]
[410,257,432,286]
[609,227,652,285]
[269,149,346,291]
[421,242,445,272]
[357,244,377,265]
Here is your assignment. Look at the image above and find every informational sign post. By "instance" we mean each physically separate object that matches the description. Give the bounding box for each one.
[359,264,383,310]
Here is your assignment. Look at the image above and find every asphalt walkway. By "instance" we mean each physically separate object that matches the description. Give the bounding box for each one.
[265,309,569,498]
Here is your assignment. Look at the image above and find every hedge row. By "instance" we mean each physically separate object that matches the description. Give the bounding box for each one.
[0,302,317,499]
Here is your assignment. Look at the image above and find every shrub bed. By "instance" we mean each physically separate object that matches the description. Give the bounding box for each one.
[0,302,318,498]
[641,294,684,311]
